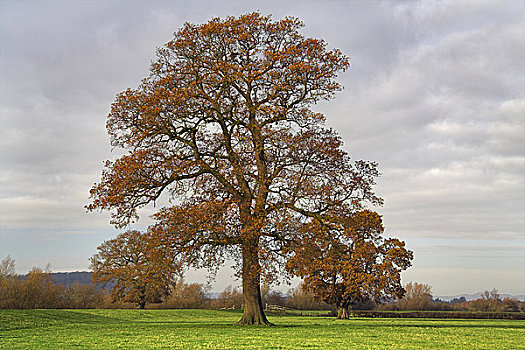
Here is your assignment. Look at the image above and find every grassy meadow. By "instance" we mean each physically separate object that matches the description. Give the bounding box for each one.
[1,309,524,349]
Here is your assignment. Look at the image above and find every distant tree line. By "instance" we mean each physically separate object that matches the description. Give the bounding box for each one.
[0,256,328,310]
[379,282,524,313]
[0,256,106,309]
[1,256,523,313]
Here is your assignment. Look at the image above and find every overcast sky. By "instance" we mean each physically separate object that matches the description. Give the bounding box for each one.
[1,0,524,296]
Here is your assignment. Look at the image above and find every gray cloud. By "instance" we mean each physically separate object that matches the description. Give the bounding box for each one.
[318,2,525,249]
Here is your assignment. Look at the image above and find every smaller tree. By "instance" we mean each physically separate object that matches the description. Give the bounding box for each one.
[500,297,520,312]
[467,288,501,312]
[403,282,432,300]
[162,278,209,309]
[90,230,181,309]
[481,288,500,302]
[286,210,413,318]
[62,282,107,309]
[0,256,15,277]
[19,267,62,309]
[286,283,330,310]
[396,282,434,310]
[216,285,244,310]
[0,256,20,308]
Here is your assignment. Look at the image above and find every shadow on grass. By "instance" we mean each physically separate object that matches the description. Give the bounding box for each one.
[0,309,125,331]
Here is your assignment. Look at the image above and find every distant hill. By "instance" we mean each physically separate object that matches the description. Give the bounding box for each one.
[20,271,114,291]
[437,293,525,302]
[49,271,94,286]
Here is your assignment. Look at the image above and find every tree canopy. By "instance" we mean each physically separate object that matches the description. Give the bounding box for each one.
[90,230,180,309]
[88,12,389,325]
[286,210,413,318]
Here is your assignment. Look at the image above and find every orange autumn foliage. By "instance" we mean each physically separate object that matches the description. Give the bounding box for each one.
[286,210,413,318]
[87,13,386,325]
[90,230,181,309]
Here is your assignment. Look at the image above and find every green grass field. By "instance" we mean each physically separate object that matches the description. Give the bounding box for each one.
[1,309,524,349]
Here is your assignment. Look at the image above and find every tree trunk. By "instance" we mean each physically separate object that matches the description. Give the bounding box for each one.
[137,287,146,309]
[337,305,350,319]
[236,237,272,326]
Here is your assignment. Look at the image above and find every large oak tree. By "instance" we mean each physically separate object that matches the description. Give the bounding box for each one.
[88,13,383,325]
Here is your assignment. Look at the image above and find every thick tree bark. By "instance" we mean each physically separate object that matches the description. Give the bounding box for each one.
[236,237,273,326]
[337,306,350,319]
